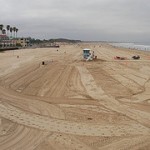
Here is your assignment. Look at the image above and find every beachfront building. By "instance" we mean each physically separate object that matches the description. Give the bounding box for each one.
[0,34,15,48]
[15,38,30,47]
[1,24,31,49]
[0,24,21,49]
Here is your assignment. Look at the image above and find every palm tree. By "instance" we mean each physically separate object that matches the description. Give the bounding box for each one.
[0,24,4,34]
[2,29,6,47]
[2,29,6,35]
[13,27,16,38]
[6,25,10,37]
[10,27,13,38]
[16,28,19,38]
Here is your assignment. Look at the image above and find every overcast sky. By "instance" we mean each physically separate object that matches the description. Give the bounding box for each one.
[0,0,150,42]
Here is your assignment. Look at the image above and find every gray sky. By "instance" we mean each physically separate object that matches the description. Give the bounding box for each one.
[0,0,150,42]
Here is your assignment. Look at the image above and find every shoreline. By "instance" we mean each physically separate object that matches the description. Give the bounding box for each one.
[110,43,150,52]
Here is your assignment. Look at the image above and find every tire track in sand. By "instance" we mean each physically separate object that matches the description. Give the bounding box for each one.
[76,66,150,127]
[0,102,149,137]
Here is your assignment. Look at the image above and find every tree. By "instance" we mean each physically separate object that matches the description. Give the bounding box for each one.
[16,43,22,47]
[10,27,13,38]
[13,27,16,38]
[1,29,6,47]
[6,25,10,37]
[16,28,19,38]
[0,24,4,34]
[2,29,6,35]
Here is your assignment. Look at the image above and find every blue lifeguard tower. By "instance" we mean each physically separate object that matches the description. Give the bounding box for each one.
[83,49,91,59]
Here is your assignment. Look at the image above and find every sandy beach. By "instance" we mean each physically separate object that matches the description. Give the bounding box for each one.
[0,43,150,150]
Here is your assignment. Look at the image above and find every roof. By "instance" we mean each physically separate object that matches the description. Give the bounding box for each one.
[83,48,91,51]
[0,34,7,37]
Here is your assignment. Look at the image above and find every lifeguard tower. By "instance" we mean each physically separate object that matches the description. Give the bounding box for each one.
[83,48,96,61]
[83,49,91,59]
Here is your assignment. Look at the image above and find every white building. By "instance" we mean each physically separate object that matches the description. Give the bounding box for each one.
[0,34,15,48]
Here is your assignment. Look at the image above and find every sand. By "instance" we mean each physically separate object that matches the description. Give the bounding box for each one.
[0,43,150,150]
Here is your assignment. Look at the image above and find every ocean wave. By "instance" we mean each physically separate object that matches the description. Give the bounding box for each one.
[110,43,150,51]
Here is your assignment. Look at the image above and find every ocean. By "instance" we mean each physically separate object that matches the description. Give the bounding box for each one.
[110,43,150,51]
